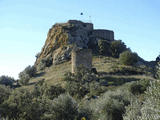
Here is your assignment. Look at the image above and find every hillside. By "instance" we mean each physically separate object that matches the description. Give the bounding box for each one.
[0,20,159,120]
[30,20,155,86]
[29,55,155,88]
[35,20,114,67]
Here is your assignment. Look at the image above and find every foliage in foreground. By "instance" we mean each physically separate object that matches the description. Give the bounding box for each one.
[123,80,160,120]
[0,85,11,104]
[0,66,159,120]
[87,86,131,120]
[64,66,103,99]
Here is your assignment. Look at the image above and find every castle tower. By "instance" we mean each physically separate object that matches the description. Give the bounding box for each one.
[71,48,92,73]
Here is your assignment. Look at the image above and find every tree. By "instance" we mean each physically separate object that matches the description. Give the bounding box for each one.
[98,40,111,56]
[0,75,15,87]
[18,65,36,85]
[110,40,127,58]
[119,51,138,65]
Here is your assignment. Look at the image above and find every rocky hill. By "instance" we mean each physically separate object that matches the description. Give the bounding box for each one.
[0,20,159,120]
[35,20,114,66]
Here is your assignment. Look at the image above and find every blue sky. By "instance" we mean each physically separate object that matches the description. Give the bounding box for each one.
[0,0,160,79]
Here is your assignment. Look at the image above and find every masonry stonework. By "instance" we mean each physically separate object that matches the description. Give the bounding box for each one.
[92,29,114,41]
[72,49,92,73]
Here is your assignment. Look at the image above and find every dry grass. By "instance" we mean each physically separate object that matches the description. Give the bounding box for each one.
[29,61,71,87]
[27,56,155,88]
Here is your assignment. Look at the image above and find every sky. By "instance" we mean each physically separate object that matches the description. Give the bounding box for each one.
[0,0,160,79]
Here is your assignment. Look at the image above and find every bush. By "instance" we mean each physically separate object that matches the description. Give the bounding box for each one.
[129,79,150,95]
[155,62,160,79]
[33,80,65,100]
[98,40,111,56]
[0,85,11,104]
[37,56,53,70]
[119,51,138,65]
[123,99,142,120]
[102,99,124,120]
[110,40,127,58]
[51,94,78,120]
[124,80,160,120]
[156,54,160,62]
[89,88,131,120]
[18,65,36,85]
[139,80,160,120]
[0,75,15,87]
[78,106,93,120]
[18,73,30,85]
[20,65,36,78]
[64,66,99,99]
[0,88,50,120]
[0,85,67,120]
[129,83,144,95]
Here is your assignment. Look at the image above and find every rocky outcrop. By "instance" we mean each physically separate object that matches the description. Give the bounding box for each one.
[35,20,114,66]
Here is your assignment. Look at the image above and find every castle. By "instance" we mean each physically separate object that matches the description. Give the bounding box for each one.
[71,48,92,73]
[36,20,115,70]
[68,20,114,41]
[69,20,114,73]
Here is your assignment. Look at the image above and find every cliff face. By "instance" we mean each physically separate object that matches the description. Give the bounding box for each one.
[35,20,114,66]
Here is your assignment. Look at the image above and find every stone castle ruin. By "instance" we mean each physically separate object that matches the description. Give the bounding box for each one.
[36,20,115,67]
[71,48,92,73]
[92,29,114,41]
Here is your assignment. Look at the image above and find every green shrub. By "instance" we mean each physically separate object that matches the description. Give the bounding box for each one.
[64,66,99,99]
[19,65,36,78]
[123,99,142,120]
[102,99,124,120]
[119,51,138,65]
[34,80,65,100]
[0,88,46,120]
[129,83,144,95]
[51,94,78,120]
[18,65,36,85]
[0,85,11,104]
[0,75,15,87]
[124,80,160,120]
[139,80,160,120]
[110,40,127,58]
[156,54,160,62]
[18,72,30,85]
[89,88,131,120]
[110,65,145,75]
[155,62,160,79]
[78,106,93,120]
[0,86,67,120]
[98,40,111,56]
[129,79,150,95]
[37,57,53,70]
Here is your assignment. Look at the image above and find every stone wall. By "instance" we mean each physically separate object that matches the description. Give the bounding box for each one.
[92,29,114,41]
[72,49,92,73]
[36,20,115,66]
